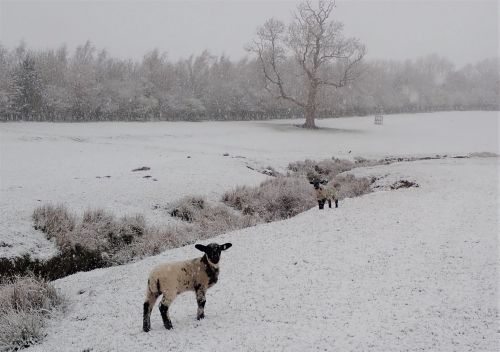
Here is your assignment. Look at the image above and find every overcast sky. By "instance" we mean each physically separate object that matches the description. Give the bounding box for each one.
[0,0,498,67]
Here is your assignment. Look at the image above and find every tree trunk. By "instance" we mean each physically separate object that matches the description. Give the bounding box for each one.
[303,84,318,129]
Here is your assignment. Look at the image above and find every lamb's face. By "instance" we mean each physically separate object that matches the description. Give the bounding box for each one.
[195,243,232,264]
[310,181,321,189]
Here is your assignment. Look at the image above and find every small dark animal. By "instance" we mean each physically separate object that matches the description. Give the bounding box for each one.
[143,242,232,332]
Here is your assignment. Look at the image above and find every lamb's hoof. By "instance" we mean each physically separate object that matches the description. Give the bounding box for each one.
[164,322,173,330]
[197,313,205,320]
[143,324,151,332]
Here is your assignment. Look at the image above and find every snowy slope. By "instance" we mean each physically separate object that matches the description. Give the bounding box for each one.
[0,111,498,258]
[26,157,499,352]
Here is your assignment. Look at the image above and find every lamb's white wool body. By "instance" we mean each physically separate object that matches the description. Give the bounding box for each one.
[311,180,338,209]
[314,185,336,201]
[142,242,231,332]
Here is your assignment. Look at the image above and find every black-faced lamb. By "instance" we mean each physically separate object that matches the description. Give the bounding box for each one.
[142,242,232,332]
[310,179,338,209]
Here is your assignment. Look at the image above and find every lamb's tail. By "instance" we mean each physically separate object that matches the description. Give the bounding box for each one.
[145,278,161,300]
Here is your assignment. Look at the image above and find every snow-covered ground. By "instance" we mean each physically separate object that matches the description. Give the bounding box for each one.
[26,157,498,352]
[0,111,498,258]
[0,111,498,351]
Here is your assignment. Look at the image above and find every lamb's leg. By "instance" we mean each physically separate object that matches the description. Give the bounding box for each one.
[318,199,325,209]
[195,284,207,320]
[143,291,158,332]
[328,199,332,208]
[335,199,338,208]
[159,295,174,330]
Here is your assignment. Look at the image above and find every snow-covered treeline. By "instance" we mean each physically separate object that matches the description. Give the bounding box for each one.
[0,41,498,122]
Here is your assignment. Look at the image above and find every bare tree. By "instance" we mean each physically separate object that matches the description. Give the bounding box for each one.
[248,0,366,128]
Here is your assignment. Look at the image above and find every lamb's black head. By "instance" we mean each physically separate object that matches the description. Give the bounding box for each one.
[195,242,232,264]
[310,180,327,189]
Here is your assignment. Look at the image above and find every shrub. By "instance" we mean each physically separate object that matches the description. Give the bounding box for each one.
[0,276,65,351]
[334,174,372,199]
[112,225,192,264]
[32,204,76,247]
[68,209,117,252]
[0,309,45,351]
[25,204,213,274]
[68,210,147,255]
[169,196,258,237]
[196,204,257,236]
[32,206,147,264]
[287,159,316,174]
[0,276,63,312]
[118,215,146,244]
[288,158,358,179]
[113,212,258,265]
[169,196,206,222]
[223,176,316,222]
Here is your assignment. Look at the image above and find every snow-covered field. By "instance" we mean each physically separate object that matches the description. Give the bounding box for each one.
[0,111,498,258]
[0,111,499,351]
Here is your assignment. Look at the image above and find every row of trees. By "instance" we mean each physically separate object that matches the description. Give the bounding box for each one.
[0,40,498,122]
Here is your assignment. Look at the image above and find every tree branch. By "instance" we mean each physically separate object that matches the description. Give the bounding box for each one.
[249,21,306,108]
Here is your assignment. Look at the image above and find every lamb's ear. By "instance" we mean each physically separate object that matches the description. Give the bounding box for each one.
[220,243,232,251]
[320,180,328,185]
[195,244,207,252]
[309,181,315,185]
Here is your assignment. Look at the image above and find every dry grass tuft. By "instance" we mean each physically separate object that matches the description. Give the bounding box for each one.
[223,176,316,222]
[0,276,65,352]
[32,204,76,247]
